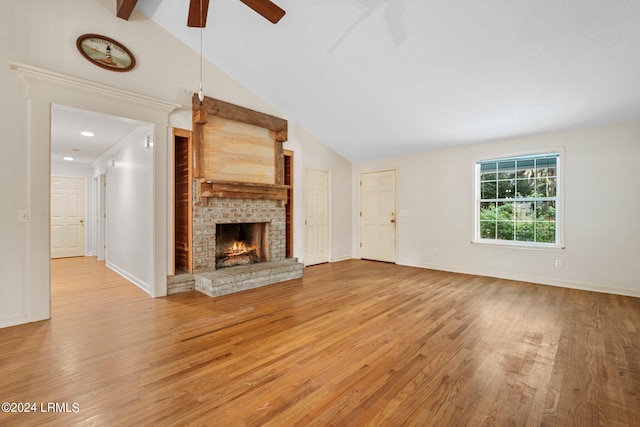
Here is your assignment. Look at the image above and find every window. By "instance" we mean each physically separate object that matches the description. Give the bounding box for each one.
[476,152,560,246]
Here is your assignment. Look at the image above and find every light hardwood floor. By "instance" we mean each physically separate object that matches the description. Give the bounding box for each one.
[1,257,639,426]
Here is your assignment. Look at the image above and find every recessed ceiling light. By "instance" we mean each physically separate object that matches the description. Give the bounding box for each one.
[64,157,74,161]
[80,131,94,137]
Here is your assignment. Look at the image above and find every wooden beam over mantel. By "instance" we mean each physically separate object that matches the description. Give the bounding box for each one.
[192,94,288,140]
[116,0,139,20]
[199,180,289,201]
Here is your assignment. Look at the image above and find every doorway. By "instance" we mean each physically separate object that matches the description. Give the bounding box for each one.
[50,104,157,294]
[304,168,331,266]
[360,169,397,263]
[14,62,178,323]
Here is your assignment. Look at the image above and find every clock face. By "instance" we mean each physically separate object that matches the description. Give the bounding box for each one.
[76,34,136,72]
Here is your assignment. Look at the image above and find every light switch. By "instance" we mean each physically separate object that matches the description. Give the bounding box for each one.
[18,210,28,223]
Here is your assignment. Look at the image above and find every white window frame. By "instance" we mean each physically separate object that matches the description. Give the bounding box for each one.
[473,149,565,249]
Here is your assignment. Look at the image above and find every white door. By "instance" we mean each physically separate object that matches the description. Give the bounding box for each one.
[51,176,86,258]
[304,169,330,266]
[360,170,396,263]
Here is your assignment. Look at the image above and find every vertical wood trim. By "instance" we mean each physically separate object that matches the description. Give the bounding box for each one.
[192,122,204,179]
[169,131,176,277]
[173,128,194,274]
[187,131,193,273]
[284,150,294,258]
[275,140,284,185]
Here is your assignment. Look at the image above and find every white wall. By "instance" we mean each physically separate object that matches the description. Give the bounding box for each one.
[353,121,640,297]
[1,0,353,328]
[0,1,28,327]
[286,124,353,263]
[101,130,154,293]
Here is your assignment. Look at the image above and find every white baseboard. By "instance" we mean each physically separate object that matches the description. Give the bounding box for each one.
[106,261,151,295]
[397,261,640,298]
[0,314,29,329]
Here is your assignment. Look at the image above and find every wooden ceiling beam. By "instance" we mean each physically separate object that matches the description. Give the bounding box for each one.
[116,0,139,21]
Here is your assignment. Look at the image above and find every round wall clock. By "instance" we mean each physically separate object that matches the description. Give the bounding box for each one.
[76,34,136,72]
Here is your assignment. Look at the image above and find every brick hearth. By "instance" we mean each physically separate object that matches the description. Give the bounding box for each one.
[195,259,303,297]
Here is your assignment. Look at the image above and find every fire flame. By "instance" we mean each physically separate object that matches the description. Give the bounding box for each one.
[225,241,256,257]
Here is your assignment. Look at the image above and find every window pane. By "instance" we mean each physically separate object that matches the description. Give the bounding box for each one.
[497,180,515,198]
[536,201,556,221]
[515,201,534,221]
[498,161,516,179]
[546,177,557,197]
[496,221,514,240]
[496,202,514,220]
[536,222,556,243]
[536,177,556,197]
[481,181,497,200]
[516,178,535,197]
[480,202,497,220]
[480,221,496,239]
[516,221,535,241]
[516,159,535,178]
[536,158,557,177]
[480,163,497,181]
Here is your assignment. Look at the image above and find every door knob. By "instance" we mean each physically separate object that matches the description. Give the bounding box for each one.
[390,219,395,223]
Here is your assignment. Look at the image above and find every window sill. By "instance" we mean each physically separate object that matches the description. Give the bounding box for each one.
[471,240,565,252]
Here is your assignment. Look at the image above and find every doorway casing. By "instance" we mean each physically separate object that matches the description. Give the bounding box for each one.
[11,62,180,322]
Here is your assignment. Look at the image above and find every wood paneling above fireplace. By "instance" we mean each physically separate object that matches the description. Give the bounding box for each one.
[192,95,288,196]
[203,116,275,185]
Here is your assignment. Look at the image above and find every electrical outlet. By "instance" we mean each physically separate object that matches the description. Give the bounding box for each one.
[555,259,561,268]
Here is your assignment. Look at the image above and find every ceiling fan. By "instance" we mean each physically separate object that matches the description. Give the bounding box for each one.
[187,0,286,27]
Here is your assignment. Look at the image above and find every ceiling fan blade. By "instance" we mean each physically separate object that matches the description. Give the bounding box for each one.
[239,0,286,24]
[187,0,210,27]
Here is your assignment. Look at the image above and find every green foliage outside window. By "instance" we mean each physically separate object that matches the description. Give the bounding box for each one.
[478,154,558,244]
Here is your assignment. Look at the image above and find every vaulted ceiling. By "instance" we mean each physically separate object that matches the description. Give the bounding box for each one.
[123,0,640,162]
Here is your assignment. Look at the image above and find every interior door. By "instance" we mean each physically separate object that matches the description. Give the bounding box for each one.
[51,176,86,258]
[360,170,396,263]
[304,168,330,266]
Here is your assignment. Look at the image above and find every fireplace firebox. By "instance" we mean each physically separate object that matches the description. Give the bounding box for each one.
[215,223,268,269]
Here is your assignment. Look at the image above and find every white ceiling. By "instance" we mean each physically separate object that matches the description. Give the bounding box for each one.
[134,0,640,162]
[51,1,640,165]
[51,105,149,167]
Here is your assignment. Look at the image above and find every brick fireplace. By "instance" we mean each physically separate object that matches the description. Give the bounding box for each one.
[166,95,303,298]
[192,197,285,273]
[191,193,303,298]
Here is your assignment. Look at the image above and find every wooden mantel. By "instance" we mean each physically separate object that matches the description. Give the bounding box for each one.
[199,180,289,201]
